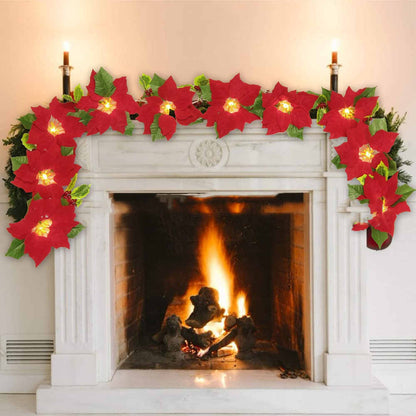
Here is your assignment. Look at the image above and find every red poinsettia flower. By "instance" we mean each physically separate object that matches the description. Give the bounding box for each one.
[352,222,369,231]
[362,172,410,236]
[77,71,140,135]
[28,97,86,150]
[335,122,398,180]
[318,88,378,139]
[203,74,260,138]
[262,83,316,134]
[12,145,80,199]
[137,76,201,140]
[7,199,78,266]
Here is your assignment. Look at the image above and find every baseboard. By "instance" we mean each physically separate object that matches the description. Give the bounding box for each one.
[373,364,416,394]
[0,371,49,393]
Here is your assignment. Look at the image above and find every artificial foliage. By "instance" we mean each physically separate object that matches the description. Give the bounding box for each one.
[2,68,415,266]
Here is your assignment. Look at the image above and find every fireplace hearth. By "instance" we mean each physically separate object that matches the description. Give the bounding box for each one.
[36,121,389,415]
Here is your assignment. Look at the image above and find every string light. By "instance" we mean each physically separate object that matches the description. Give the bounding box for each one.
[223,98,240,113]
[277,99,293,114]
[339,106,355,119]
[36,169,56,186]
[98,97,117,114]
[160,100,176,115]
[47,117,65,136]
[32,218,53,238]
[358,144,378,163]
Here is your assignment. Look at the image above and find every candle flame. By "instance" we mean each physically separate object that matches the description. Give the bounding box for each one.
[331,38,339,52]
[63,41,70,52]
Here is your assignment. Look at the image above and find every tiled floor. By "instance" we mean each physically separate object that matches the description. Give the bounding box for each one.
[1,393,416,416]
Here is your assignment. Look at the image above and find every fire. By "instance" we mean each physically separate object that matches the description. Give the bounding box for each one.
[237,292,248,317]
[198,219,234,315]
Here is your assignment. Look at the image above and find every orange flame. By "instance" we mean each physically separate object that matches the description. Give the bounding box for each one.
[199,220,234,315]
[236,292,248,317]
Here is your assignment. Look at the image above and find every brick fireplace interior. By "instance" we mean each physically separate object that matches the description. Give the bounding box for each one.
[112,193,310,374]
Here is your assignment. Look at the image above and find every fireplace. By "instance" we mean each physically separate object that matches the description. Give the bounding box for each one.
[37,121,389,414]
[113,193,310,373]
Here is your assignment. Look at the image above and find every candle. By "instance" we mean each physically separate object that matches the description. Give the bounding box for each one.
[62,41,71,97]
[331,38,339,64]
[63,41,70,66]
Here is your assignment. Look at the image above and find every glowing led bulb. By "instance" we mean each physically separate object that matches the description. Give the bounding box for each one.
[223,98,240,113]
[277,100,293,114]
[339,106,355,119]
[36,169,56,186]
[47,118,65,136]
[358,144,378,163]
[32,218,53,238]
[98,97,117,114]
[160,100,176,115]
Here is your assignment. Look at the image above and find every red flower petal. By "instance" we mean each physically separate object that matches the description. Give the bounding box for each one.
[158,114,177,140]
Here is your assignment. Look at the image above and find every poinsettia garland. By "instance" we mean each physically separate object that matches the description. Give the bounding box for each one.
[2,68,414,266]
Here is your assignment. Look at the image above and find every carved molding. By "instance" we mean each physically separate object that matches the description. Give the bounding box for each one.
[189,137,229,169]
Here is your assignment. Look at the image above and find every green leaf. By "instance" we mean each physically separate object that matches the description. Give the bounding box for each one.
[287,124,303,140]
[357,174,367,185]
[61,146,74,156]
[21,133,36,150]
[124,112,135,136]
[359,198,369,204]
[321,88,332,101]
[33,193,41,200]
[18,113,36,130]
[150,74,166,95]
[375,161,389,179]
[73,84,84,102]
[62,94,74,102]
[249,91,264,118]
[68,109,92,126]
[369,118,387,135]
[371,227,389,249]
[139,74,152,90]
[189,118,204,125]
[354,87,377,105]
[66,174,78,192]
[71,184,91,200]
[150,113,164,141]
[200,83,212,102]
[348,184,364,200]
[94,67,116,97]
[387,156,397,176]
[396,184,416,201]
[194,74,209,87]
[5,238,25,259]
[11,156,28,172]
[68,223,85,239]
[317,107,327,123]
[331,154,347,169]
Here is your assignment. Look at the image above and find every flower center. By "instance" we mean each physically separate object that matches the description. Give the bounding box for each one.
[339,106,355,119]
[160,100,176,115]
[277,100,293,114]
[36,169,56,186]
[223,98,240,114]
[98,97,117,114]
[47,117,65,136]
[358,144,378,163]
[381,197,388,213]
[32,218,53,238]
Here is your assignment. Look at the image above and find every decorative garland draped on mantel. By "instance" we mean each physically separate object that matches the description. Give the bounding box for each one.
[2,68,414,266]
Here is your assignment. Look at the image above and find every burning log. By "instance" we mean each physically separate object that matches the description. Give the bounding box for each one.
[185,287,225,329]
[201,314,256,360]
[235,315,256,360]
[181,327,214,349]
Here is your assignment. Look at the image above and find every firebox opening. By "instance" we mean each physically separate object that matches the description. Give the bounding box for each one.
[113,193,310,375]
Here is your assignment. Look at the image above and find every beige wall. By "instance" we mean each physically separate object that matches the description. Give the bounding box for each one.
[0,0,415,338]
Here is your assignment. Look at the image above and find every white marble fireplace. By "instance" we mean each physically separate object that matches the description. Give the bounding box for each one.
[36,121,389,414]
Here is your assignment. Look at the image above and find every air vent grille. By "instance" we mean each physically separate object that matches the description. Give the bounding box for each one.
[1,336,54,369]
[370,339,416,364]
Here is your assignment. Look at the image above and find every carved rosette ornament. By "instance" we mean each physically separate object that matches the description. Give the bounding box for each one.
[189,138,229,169]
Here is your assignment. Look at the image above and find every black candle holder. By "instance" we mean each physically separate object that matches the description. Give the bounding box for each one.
[59,64,74,97]
[328,63,341,93]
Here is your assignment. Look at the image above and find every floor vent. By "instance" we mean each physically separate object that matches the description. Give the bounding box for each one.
[370,339,416,364]
[1,335,54,370]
